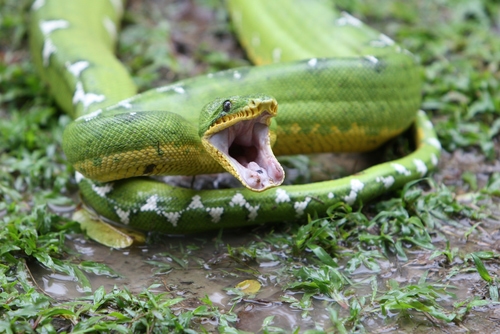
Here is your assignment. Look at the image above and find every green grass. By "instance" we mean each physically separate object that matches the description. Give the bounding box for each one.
[1,0,500,332]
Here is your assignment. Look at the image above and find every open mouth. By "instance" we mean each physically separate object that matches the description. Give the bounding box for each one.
[202,98,284,191]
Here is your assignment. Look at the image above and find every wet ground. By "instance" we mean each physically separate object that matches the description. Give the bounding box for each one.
[28,148,500,333]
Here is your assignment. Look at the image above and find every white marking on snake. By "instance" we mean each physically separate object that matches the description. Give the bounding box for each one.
[413,159,428,177]
[140,195,159,212]
[118,100,133,109]
[328,192,334,199]
[163,212,181,227]
[379,34,395,45]
[272,48,282,63]
[376,176,395,189]
[392,163,411,176]
[427,138,442,150]
[230,193,246,207]
[103,17,117,41]
[245,203,260,221]
[229,193,260,220]
[40,20,69,35]
[42,39,56,67]
[115,207,130,225]
[40,21,70,66]
[206,207,224,223]
[32,0,45,10]
[66,61,89,77]
[75,172,84,183]
[233,71,241,79]
[79,108,102,122]
[294,197,311,217]
[343,179,365,205]
[431,153,438,166]
[337,12,363,27]
[129,112,137,116]
[73,82,106,109]
[188,195,204,209]
[370,33,396,47]
[308,58,317,67]
[365,55,379,64]
[275,189,290,203]
[157,85,185,94]
[174,86,185,94]
[92,183,113,197]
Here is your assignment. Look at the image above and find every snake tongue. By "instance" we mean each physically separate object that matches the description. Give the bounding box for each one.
[207,112,284,192]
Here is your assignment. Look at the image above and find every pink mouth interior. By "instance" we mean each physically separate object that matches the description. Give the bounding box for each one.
[208,112,284,190]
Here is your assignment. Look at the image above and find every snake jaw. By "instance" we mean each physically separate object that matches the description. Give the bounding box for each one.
[202,98,284,192]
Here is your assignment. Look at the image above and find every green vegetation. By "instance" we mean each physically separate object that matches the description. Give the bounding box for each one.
[1,0,499,332]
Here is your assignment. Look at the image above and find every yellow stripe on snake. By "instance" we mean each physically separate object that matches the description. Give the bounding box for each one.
[30,0,441,233]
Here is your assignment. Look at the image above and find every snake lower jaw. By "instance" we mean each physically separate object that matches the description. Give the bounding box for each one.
[204,112,285,192]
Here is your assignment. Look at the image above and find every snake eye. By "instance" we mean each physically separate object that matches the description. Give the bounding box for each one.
[222,100,231,113]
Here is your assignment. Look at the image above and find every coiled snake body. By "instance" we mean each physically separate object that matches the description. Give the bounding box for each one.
[30,0,441,233]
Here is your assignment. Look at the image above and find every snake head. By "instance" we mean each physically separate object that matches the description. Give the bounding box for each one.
[200,94,284,192]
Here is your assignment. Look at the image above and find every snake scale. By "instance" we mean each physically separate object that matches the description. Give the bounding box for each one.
[30,0,441,233]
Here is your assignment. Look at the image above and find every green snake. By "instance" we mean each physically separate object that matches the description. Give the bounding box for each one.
[30,0,441,233]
